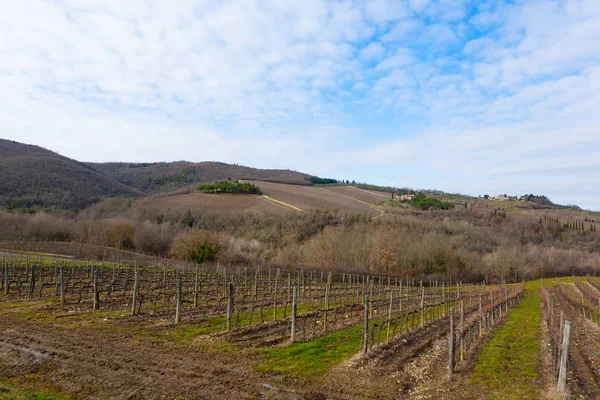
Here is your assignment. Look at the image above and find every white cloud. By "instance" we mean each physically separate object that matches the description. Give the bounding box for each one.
[375,48,415,70]
[364,0,409,23]
[381,19,422,42]
[358,42,386,62]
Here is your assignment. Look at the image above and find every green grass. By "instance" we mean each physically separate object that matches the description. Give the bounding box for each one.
[257,325,364,379]
[471,281,541,400]
[0,381,74,400]
[255,301,452,380]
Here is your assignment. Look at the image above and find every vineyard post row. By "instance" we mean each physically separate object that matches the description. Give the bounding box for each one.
[2,253,503,338]
[355,281,522,358]
[448,282,526,375]
[547,277,600,393]
[540,285,574,395]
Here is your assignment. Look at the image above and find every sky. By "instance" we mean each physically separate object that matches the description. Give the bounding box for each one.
[1,0,600,209]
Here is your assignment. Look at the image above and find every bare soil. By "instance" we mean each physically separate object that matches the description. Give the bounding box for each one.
[322,186,391,205]
[0,302,274,399]
[136,192,291,216]
[550,286,600,399]
[247,181,378,215]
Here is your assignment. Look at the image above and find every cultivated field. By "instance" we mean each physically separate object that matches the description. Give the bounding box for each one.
[135,192,291,216]
[322,185,392,205]
[4,253,596,399]
[248,181,382,215]
[122,182,391,219]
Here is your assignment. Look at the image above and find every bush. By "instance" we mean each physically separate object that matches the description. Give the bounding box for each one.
[109,222,135,250]
[169,230,222,263]
[133,223,172,255]
[410,193,454,210]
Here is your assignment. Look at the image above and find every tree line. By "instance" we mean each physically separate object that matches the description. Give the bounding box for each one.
[197,181,262,195]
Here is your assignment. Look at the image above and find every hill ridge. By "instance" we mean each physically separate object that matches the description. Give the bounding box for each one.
[0,139,313,210]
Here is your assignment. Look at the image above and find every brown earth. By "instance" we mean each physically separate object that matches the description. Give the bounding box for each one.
[550,285,600,399]
[248,181,379,215]
[135,192,292,216]
[0,301,284,400]
[322,186,391,205]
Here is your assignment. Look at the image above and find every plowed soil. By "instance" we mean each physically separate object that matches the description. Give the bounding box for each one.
[550,286,600,399]
[0,302,274,399]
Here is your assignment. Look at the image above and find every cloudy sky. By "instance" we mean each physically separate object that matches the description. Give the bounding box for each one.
[1,1,599,209]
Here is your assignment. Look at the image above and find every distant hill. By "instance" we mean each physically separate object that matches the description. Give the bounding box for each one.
[88,161,312,194]
[2,139,584,215]
[0,139,314,211]
[0,139,141,211]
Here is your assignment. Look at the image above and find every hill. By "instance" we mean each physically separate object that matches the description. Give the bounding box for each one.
[89,161,312,194]
[0,139,141,211]
[0,139,316,211]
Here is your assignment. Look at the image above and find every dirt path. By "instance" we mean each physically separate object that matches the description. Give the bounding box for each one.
[259,195,304,212]
[552,286,600,399]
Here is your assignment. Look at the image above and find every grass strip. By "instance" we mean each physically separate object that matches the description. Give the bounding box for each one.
[257,324,364,379]
[471,281,541,400]
[0,381,74,400]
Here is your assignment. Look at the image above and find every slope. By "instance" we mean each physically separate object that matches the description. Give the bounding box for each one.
[0,139,141,211]
[248,181,380,215]
[90,161,313,194]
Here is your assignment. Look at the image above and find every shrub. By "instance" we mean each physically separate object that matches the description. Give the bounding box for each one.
[109,222,135,250]
[410,192,454,210]
[169,230,222,263]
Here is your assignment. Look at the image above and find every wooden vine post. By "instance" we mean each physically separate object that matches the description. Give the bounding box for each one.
[175,278,182,324]
[28,264,36,300]
[194,263,199,308]
[0,257,4,293]
[290,287,298,343]
[59,267,65,305]
[478,295,482,337]
[131,267,139,316]
[273,270,279,321]
[3,262,9,296]
[387,291,393,343]
[324,272,331,331]
[448,307,455,377]
[92,270,100,311]
[459,299,465,361]
[227,283,234,331]
[363,294,370,355]
[557,320,572,393]
[420,285,425,328]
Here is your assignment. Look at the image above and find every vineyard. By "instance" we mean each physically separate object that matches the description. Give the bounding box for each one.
[2,252,600,399]
[540,277,600,398]
[0,253,526,351]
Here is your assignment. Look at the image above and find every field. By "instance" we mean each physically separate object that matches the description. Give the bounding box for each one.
[247,181,383,215]
[5,252,599,399]
[121,182,390,219]
[135,192,290,216]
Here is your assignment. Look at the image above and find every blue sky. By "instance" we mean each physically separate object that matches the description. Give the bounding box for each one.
[1,0,600,209]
